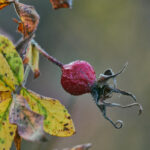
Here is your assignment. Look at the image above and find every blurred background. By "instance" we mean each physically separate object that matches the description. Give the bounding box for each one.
[0,0,150,149]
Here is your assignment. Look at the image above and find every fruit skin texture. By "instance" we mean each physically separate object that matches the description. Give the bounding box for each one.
[61,60,96,95]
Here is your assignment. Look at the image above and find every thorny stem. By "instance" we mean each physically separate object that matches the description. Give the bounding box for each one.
[32,40,64,68]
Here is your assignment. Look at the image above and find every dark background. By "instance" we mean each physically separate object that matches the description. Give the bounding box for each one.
[0,0,150,149]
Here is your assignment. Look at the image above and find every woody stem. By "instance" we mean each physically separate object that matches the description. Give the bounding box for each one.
[23,65,30,87]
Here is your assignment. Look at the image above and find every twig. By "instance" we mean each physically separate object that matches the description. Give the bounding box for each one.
[32,40,64,68]
[22,65,31,87]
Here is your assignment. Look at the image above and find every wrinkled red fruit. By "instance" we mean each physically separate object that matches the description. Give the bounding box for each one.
[61,60,96,95]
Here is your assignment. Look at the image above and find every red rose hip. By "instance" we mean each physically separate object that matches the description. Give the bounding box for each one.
[61,60,96,95]
[31,36,143,129]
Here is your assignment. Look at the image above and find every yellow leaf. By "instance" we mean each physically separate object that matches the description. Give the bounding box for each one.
[0,35,24,91]
[21,88,75,137]
[0,91,11,102]
[0,91,17,150]
[0,0,13,10]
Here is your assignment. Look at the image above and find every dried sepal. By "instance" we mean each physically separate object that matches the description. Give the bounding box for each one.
[91,64,143,129]
[14,1,40,38]
[23,43,40,78]
[50,0,73,9]
[9,95,46,142]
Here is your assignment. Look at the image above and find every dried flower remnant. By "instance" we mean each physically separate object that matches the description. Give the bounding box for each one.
[63,143,92,150]
[14,1,40,38]
[50,0,73,9]
[0,0,14,10]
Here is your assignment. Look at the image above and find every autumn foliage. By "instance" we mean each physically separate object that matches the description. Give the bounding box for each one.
[0,0,75,150]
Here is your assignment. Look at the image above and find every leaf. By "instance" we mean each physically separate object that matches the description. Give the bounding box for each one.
[14,130,22,150]
[23,43,40,78]
[0,91,17,150]
[21,88,75,137]
[0,0,14,10]
[14,1,40,38]
[9,95,46,142]
[63,143,92,150]
[0,91,11,102]
[0,35,24,91]
[50,0,73,9]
